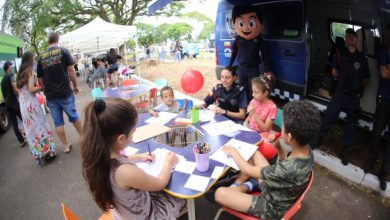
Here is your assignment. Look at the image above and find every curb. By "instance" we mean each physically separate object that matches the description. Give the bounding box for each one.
[314,149,389,197]
[133,75,390,198]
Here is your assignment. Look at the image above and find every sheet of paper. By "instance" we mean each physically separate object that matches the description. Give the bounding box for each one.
[174,160,197,174]
[135,148,185,177]
[235,124,256,132]
[145,112,178,125]
[211,166,225,179]
[199,110,215,122]
[201,120,239,136]
[184,175,211,192]
[123,146,139,155]
[133,123,171,143]
[210,139,258,170]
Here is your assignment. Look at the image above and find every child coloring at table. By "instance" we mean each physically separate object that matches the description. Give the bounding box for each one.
[150,86,180,117]
[244,73,277,132]
[215,101,320,219]
[81,98,186,219]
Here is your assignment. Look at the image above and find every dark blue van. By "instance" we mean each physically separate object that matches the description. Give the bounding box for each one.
[215,0,390,130]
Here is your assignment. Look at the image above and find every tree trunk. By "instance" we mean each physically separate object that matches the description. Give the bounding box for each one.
[1,0,9,32]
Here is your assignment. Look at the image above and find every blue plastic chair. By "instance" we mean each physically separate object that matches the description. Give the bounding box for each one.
[176,99,193,111]
[91,87,103,100]
[156,78,168,89]
[274,108,283,129]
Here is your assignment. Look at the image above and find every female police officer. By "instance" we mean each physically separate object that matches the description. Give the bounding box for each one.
[202,66,248,123]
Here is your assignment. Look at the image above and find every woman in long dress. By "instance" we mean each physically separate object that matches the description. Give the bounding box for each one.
[16,51,56,166]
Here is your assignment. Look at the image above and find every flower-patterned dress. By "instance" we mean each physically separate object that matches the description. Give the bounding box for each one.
[19,85,56,160]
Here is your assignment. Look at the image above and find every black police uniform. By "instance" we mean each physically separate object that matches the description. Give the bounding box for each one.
[204,83,248,122]
[365,46,390,185]
[228,36,270,102]
[0,72,24,143]
[319,46,370,152]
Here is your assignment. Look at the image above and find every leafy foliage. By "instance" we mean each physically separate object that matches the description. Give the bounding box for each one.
[8,0,184,55]
[166,23,193,41]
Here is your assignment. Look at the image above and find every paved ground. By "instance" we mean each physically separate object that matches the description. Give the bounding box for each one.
[0,77,389,219]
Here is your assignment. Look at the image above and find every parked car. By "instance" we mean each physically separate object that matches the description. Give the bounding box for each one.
[182,43,200,58]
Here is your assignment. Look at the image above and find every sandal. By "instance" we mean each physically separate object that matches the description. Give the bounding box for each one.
[63,144,72,153]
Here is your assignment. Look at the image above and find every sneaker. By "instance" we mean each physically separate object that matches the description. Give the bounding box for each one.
[243,178,260,192]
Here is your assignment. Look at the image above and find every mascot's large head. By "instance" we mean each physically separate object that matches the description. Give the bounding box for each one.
[232,5,263,40]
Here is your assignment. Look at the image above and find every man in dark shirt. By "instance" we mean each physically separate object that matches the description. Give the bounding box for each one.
[316,28,370,165]
[1,61,26,147]
[37,33,81,153]
[363,25,390,190]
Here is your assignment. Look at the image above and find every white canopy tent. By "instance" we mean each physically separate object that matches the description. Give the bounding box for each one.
[59,17,137,54]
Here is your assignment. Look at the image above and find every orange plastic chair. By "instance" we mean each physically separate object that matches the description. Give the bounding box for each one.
[134,88,158,112]
[213,172,314,220]
[62,203,79,220]
[121,79,136,87]
[61,202,113,220]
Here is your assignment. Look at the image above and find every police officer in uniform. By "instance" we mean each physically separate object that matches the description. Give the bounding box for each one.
[363,25,390,190]
[203,67,248,123]
[316,28,370,165]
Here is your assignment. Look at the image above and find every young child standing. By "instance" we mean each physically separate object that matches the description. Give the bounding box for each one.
[81,98,186,219]
[215,101,321,219]
[150,86,180,117]
[244,73,277,132]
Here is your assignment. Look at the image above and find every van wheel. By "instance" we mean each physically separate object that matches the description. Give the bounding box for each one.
[0,107,10,134]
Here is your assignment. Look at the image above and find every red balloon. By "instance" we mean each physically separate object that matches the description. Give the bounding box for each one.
[181,70,204,94]
[257,132,278,159]
[36,94,44,105]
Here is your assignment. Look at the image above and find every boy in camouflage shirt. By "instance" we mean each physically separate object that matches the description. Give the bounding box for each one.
[215,101,321,219]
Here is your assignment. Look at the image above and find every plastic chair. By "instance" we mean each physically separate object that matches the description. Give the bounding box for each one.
[61,202,113,220]
[274,109,283,130]
[156,78,168,89]
[134,88,158,112]
[121,79,136,87]
[213,171,314,220]
[62,203,79,220]
[91,87,103,100]
[176,99,194,111]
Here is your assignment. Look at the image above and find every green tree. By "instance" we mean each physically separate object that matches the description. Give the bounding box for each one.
[199,22,215,40]
[135,22,156,49]
[8,0,185,54]
[166,23,193,41]
[182,11,212,24]
[127,39,136,50]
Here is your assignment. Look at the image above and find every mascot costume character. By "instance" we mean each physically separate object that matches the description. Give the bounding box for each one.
[228,5,271,101]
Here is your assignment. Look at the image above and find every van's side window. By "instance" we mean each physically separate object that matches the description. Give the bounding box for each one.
[262,2,303,40]
[330,22,379,57]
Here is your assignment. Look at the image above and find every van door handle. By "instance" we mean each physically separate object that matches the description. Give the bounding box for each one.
[283,50,296,56]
